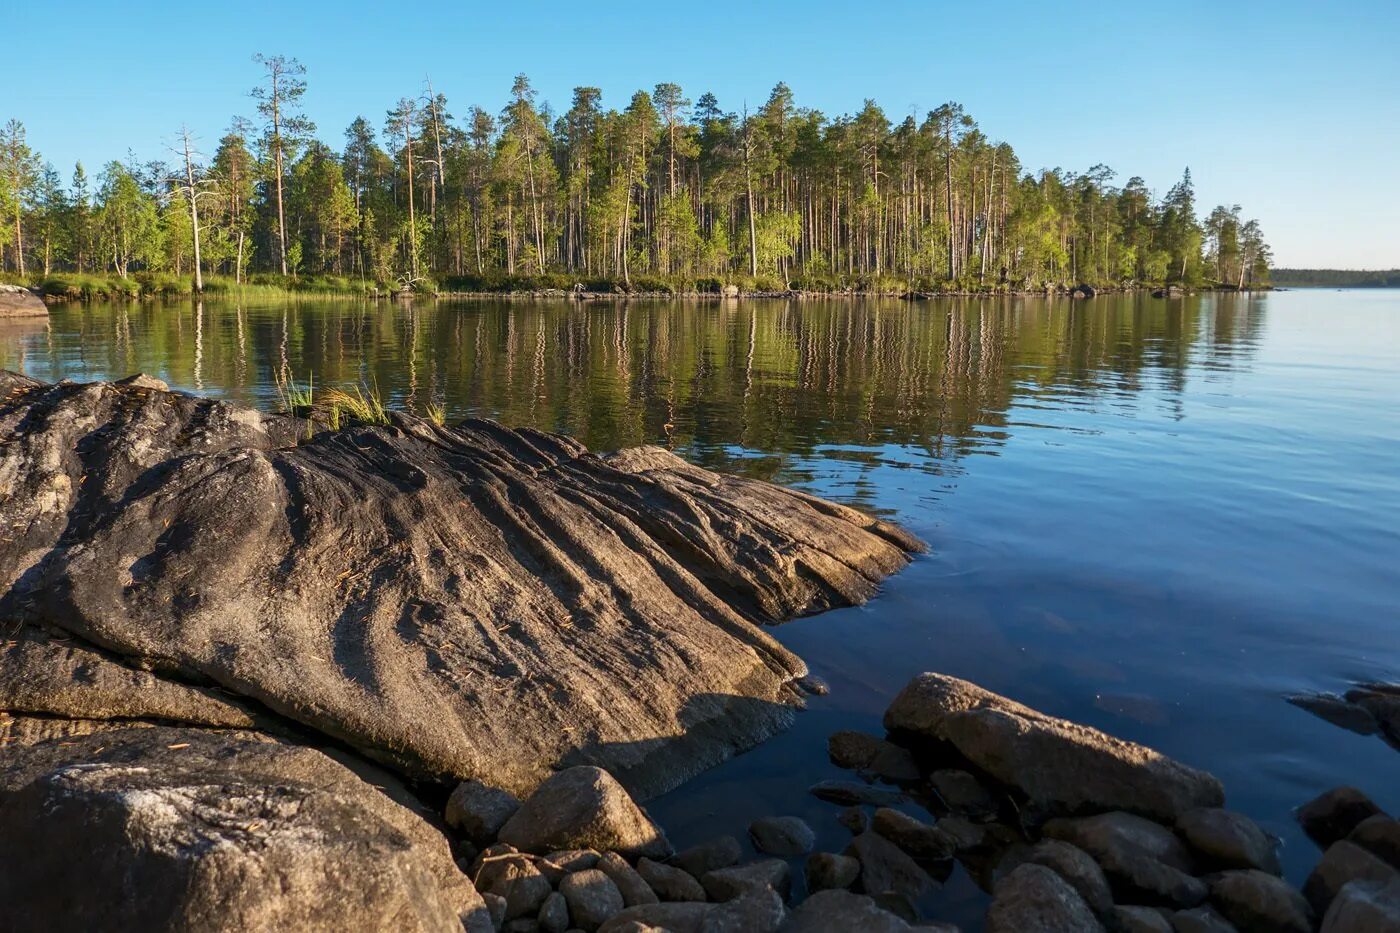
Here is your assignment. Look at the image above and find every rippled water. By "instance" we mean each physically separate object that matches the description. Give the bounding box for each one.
[5,290,1398,923]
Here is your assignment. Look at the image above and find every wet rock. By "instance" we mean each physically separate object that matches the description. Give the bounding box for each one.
[669,836,742,879]
[1,375,920,799]
[1206,869,1312,933]
[1045,812,1206,908]
[1320,878,1400,932]
[539,892,571,933]
[1287,693,1380,735]
[1176,808,1280,874]
[701,886,785,932]
[0,726,490,933]
[1304,840,1400,913]
[701,859,790,902]
[499,767,671,860]
[846,831,935,900]
[838,806,871,834]
[559,870,625,932]
[749,815,816,855]
[449,779,523,847]
[1298,788,1385,849]
[805,852,861,891]
[1112,906,1175,933]
[637,857,707,901]
[597,852,658,907]
[884,674,1223,821]
[1170,906,1237,932]
[826,730,920,782]
[780,889,915,932]
[929,769,999,820]
[999,839,1113,917]
[0,284,47,317]
[809,779,906,807]
[871,807,955,860]
[1349,815,1400,868]
[985,863,1105,933]
[1347,687,1400,742]
[597,901,713,933]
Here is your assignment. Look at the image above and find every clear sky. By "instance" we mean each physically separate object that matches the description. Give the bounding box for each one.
[11,0,1399,268]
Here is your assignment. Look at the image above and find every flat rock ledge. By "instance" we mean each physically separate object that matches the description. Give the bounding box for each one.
[0,284,47,318]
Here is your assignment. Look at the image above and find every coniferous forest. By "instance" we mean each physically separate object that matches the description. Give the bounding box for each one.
[0,57,1273,296]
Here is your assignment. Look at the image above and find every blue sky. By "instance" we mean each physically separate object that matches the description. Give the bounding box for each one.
[13,0,1399,268]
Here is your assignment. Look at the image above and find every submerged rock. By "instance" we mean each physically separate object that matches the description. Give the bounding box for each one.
[0,374,920,799]
[669,836,743,879]
[805,852,861,891]
[884,673,1223,822]
[749,815,816,856]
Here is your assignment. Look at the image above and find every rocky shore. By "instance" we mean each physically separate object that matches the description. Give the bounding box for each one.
[0,373,1391,931]
[0,284,47,317]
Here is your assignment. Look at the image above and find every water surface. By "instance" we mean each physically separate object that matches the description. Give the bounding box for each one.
[5,291,1398,923]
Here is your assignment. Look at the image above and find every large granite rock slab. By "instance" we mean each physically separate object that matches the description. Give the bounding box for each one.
[0,284,46,318]
[0,725,491,933]
[0,373,920,797]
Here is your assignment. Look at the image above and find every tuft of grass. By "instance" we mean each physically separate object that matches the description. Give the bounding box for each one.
[321,382,390,426]
[275,370,314,412]
[424,401,447,426]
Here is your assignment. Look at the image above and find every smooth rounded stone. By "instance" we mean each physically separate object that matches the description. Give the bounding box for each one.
[0,284,47,317]
[483,892,508,929]
[476,851,536,897]
[805,852,861,892]
[559,870,626,933]
[998,839,1112,917]
[929,769,999,820]
[500,767,671,861]
[1176,808,1280,874]
[845,831,935,901]
[1298,787,1384,849]
[985,863,1105,933]
[505,920,542,933]
[826,732,921,783]
[596,902,714,933]
[884,674,1223,822]
[539,892,570,933]
[749,815,816,856]
[1112,906,1175,933]
[505,866,555,920]
[838,806,871,834]
[1287,693,1379,735]
[871,808,955,860]
[449,779,523,847]
[1045,813,1206,909]
[539,850,603,884]
[701,859,791,902]
[1320,878,1400,932]
[1349,815,1400,868]
[1304,840,1400,914]
[699,886,785,932]
[669,836,742,879]
[1206,869,1312,933]
[637,857,707,901]
[780,889,916,932]
[936,816,990,853]
[596,852,658,908]
[809,779,906,807]
[1170,906,1238,932]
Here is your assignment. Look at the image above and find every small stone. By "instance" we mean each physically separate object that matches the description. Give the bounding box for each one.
[1349,814,1400,868]
[871,808,954,860]
[999,839,1112,917]
[805,852,861,892]
[669,836,741,879]
[838,807,870,834]
[1208,870,1312,933]
[748,816,815,856]
[500,767,671,860]
[559,870,626,933]
[504,865,554,920]
[1169,906,1237,932]
[781,890,915,932]
[699,886,785,932]
[1303,840,1400,914]
[539,850,603,884]
[797,675,830,696]
[985,863,1105,933]
[637,857,706,902]
[1297,787,1384,849]
[448,779,523,847]
[700,859,790,902]
[539,891,571,933]
[1112,906,1174,933]
[1320,878,1400,932]
[596,902,713,933]
[483,892,508,930]
[809,779,906,807]
[929,769,999,820]
[1176,809,1280,874]
[846,831,934,901]
[597,852,658,908]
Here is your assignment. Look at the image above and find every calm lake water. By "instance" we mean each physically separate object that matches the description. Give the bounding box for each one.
[4,290,1398,923]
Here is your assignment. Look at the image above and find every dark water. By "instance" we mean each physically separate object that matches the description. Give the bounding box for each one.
[5,291,1398,921]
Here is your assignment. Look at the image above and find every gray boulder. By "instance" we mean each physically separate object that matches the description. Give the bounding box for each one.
[1206,869,1312,933]
[0,284,46,317]
[1112,906,1175,932]
[870,807,955,860]
[750,815,816,855]
[499,767,671,860]
[1349,815,1400,867]
[701,859,791,902]
[597,902,713,933]
[805,852,861,891]
[597,852,659,907]
[845,831,935,900]
[559,870,625,932]
[637,857,708,901]
[985,863,1105,933]
[885,674,1223,821]
[1304,840,1400,913]
[1320,878,1400,932]
[448,779,522,847]
[999,839,1113,917]
[1045,812,1206,908]
[669,835,742,878]
[1176,808,1280,874]
[701,887,785,932]
[1298,787,1384,848]
[779,890,915,932]
[1170,906,1238,932]
[539,891,570,933]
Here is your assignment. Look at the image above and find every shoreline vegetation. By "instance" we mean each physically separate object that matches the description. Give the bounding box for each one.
[3,57,1274,304]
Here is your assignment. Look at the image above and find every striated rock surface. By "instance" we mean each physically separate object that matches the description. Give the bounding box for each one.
[0,372,920,798]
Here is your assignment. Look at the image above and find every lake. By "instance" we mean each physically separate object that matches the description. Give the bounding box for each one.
[4,289,1398,923]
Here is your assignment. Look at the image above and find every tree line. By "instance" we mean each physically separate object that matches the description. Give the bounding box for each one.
[0,56,1273,294]
[1270,269,1398,288]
